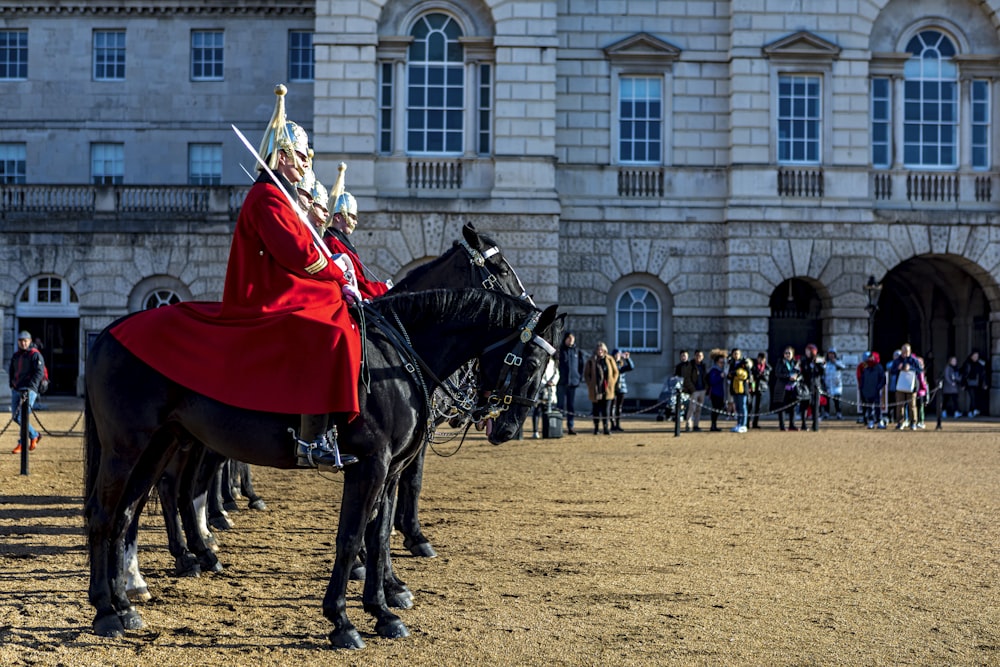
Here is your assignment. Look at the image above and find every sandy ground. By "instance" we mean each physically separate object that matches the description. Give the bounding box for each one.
[1,398,998,666]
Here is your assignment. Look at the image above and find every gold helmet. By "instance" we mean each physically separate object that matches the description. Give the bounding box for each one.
[312,180,329,211]
[294,168,316,197]
[257,84,309,171]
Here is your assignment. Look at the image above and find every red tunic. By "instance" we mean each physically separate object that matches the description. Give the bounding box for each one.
[111,176,362,416]
[323,231,389,300]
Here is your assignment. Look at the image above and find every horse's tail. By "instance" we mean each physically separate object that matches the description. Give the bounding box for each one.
[83,388,101,512]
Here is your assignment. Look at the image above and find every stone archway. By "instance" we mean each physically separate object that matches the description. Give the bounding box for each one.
[768,277,824,365]
[874,255,993,413]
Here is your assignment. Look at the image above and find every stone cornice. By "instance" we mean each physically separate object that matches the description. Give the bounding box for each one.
[0,1,313,17]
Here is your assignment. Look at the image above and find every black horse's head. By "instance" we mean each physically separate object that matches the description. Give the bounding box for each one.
[459,223,535,305]
[477,303,563,444]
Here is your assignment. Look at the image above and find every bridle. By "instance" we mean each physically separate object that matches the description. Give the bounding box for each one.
[359,302,556,442]
[457,238,534,305]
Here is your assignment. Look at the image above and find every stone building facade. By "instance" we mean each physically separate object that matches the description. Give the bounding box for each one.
[2,0,999,413]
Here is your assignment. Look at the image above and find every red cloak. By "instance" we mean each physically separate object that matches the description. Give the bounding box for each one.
[111,176,362,416]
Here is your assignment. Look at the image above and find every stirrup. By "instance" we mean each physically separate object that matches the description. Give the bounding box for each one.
[289,426,357,470]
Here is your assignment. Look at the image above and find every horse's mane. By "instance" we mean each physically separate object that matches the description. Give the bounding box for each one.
[368,287,532,331]
[393,243,463,289]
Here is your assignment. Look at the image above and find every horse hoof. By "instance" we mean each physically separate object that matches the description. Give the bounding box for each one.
[407,541,437,558]
[328,627,366,650]
[198,552,223,573]
[375,617,410,639]
[386,591,414,610]
[223,500,239,512]
[175,554,202,577]
[126,586,152,603]
[248,498,267,511]
[209,514,233,531]
[349,564,366,581]
[93,611,126,638]
[118,606,145,631]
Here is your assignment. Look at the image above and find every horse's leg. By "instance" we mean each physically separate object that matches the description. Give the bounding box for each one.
[381,474,414,609]
[192,491,218,551]
[207,461,233,530]
[124,513,151,602]
[158,448,201,577]
[393,442,437,558]
[323,459,391,649]
[87,485,127,637]
[238,462,267,511]
[181,448,224,573]
[363,477,411,637]
[221,459,240,512]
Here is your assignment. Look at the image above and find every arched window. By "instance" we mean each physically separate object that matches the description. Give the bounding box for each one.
[903,30,958,168]
[615,287,660,352]
[143,289,182,309]
[407,13,464,154]
[17,275,79,313]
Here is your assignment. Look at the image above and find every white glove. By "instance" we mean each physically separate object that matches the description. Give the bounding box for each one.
[331,253,359,291]
[342,283,363,305]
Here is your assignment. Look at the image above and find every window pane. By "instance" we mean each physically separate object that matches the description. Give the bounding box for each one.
[406,15,465,155]
[618,75,663,165]
[777,74,821,165]
[615,287,660,351]
[288,31,314,82]
[93,30,126,81]
[0,142,27,184]
[188,143,222,185]
[903,29,957,168]
[191,30,224,81]
[0,30,28,79]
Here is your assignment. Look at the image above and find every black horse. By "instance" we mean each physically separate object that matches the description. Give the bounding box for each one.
[389,224,533,558]
[137,223,530,585]
[85,287,561,649]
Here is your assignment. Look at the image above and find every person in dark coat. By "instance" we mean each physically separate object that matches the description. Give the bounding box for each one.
[960,350,987,417]
[774,346,800,431]
[797,343,823,431]
[557,331,585,435]
[749,352,771,429]
[9,330,45,453]
[859,351,887,428]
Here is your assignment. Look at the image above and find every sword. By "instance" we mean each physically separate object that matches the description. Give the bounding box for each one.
[231,123,331,259]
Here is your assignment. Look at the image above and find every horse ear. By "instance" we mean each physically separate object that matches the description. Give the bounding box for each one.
[536,305,560,338]
[462,223,481,249]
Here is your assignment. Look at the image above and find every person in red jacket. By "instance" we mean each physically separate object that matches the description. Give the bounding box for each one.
[112,85,360,469]
[322,191,391,300]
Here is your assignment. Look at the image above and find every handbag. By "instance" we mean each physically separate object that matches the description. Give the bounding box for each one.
[897,369,917,393]
[794,381,812,402]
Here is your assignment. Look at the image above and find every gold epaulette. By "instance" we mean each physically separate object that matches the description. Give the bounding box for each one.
[305,254,328,275]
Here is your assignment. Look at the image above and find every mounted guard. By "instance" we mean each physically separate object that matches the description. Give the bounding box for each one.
[111,85,361,469]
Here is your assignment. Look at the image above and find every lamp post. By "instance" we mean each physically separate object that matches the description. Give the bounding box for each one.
[863,275,883,353]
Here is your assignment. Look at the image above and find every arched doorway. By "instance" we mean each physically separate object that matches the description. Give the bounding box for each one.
[15,275,80,396]
[874,256,991,412]
[768,278,824,366]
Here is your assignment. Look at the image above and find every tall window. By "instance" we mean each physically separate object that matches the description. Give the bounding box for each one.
[379,62,394,154]
[903,30,957,168]
[288,31,313,82]
[93,30,125,81]
[871,77,891,168]
[406,13,464,154]
[972,79,990,170]
[191,30,224,81]
[0,29,28,80]
[91,143,124,185]
[0,143,26,184]
[619,76,662,164]
[188,143,222,185]
[615,287,660,352]
[778,74,821,164]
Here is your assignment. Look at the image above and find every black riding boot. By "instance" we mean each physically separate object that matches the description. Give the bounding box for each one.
[296,414,358,469]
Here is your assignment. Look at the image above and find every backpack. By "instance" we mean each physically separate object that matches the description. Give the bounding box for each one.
[39,362,50,394]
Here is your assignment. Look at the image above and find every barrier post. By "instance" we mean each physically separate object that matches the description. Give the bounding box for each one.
[673,385,682,438]
[811,388,819,432]
[935,381,943,431]
[19,390,30,476]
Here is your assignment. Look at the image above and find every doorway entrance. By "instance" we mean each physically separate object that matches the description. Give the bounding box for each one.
[15,276,80,396]
[768,278,824,367]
